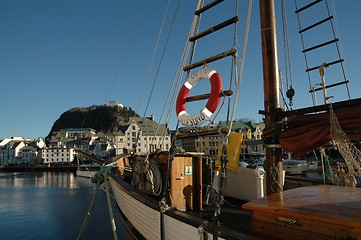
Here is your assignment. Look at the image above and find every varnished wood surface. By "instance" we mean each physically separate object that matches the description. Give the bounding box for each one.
[243,185,361,228]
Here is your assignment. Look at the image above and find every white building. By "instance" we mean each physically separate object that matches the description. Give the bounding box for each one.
[59,128,96,139]
[0,137,46,165]
[114,117,170,155]
[42,147,76,164]
[107,101,123,108]
[19,146,38,163]
[49,128,97,147]
[0,140,26,165]
[251,122,265,140]
[89,138,115,158]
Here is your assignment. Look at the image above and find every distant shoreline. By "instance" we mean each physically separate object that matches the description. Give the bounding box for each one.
[2,165,77,172]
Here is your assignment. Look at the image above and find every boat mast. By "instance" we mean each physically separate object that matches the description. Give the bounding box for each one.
[259,0,283,195]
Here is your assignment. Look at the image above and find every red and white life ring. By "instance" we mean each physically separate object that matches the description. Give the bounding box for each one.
[176,68,223,127]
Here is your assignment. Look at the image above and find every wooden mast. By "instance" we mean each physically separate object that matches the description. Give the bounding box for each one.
[259,0,283,195]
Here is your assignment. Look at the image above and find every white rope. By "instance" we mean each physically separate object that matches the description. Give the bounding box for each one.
[270,163,282,193]
[228,0,252,134]
[330,105,361,185]
[132,157,163,196]
[104,172,118,240]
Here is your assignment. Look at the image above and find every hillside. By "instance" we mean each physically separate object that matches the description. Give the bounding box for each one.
[47,105,139,139]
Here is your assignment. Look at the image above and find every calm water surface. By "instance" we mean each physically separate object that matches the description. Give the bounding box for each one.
[0,171,128,240]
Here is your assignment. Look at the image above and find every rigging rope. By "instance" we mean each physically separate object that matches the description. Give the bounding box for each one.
[76,181,101,240]
[227,0,252,133]
[77,162,119,240]
[90,2,145,131]
[104,172,118,240]
[132,156,163,196]
[281,0,295,109]
[135,0,172,114]
[150,0,181,150]
[330,105,361,185]
[164,0,204,129]
[325,0,351,99]
[132,0,181,154]
[293,0,317,105]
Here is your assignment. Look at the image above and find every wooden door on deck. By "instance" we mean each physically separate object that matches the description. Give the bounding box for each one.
[170,156,193,211]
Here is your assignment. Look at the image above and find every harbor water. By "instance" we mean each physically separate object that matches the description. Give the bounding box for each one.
[0,171,128,240]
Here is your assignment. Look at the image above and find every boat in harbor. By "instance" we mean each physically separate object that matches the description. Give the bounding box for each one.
[80,0,361,239]
[76,163,100,178]
[283,159,309,174]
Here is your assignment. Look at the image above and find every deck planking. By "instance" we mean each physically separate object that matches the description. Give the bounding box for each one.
[243,185,361,239]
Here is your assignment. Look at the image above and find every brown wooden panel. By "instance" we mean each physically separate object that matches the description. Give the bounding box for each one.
[251,211,361,240]
[244,185,361,239]
[170,156,193,211]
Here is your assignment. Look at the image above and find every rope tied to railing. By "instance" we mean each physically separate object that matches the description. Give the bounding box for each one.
[77,162,119,240]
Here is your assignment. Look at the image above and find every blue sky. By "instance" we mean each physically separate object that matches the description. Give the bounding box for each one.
[1,0,361,140]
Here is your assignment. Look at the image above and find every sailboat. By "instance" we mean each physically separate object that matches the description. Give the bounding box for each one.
[91,0,361,239]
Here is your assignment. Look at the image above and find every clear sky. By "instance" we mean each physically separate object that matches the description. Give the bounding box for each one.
[1,0,361,140]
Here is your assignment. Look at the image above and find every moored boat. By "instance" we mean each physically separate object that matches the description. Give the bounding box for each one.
[283,159,309,174]
[78,0,361,239]
[76,163,101,178]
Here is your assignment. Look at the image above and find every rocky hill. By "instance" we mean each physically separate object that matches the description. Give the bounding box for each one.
[47,105,139,139]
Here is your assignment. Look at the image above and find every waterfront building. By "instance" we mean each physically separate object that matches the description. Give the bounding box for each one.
[177,121,265,157]
[0,137,46,165]
[114,116,171,155]
[49,128,97,147]
[42,147,76,164]
[0,141,26,165]
[19,146,38,164]
[89,138,115,158]
[175,126,222,156]
[195,134,222,156]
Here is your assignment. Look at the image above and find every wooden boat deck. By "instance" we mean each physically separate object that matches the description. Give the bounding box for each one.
[243,185,361,239]
[189,198,252,234]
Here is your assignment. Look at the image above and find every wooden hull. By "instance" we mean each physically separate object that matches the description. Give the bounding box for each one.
[108,174,218,240]
[108,154,361,240]
[109,173,259,240]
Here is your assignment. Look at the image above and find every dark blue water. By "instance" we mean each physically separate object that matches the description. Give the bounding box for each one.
[0,171,128,240]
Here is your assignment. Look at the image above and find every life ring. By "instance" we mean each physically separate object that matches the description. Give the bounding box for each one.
[176,68,222,127]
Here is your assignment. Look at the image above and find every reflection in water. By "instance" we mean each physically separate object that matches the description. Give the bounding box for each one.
[0,171,126,240]
[5,172,81,189]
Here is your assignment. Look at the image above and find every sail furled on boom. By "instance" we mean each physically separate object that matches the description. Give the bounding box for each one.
[279,105,361,157]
